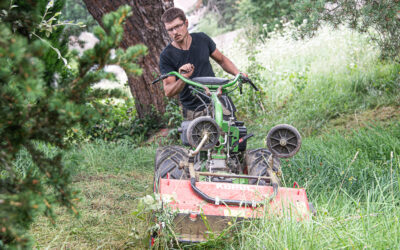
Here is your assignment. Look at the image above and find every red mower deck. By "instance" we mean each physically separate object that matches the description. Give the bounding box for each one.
[158,178,311,242]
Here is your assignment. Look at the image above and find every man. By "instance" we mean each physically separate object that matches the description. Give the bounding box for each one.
[159,7,245,120]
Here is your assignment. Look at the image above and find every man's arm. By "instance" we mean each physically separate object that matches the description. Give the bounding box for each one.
[210,49,240,76]
[162,63,194,97]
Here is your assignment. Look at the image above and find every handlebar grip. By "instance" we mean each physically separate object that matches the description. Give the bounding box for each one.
[241,76,259,91]
[248,80,259,91]
[151,78,160,85]
[151,74,171,85]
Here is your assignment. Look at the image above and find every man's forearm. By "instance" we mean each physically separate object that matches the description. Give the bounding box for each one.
[220,57,239,76]
[164,78,186,97]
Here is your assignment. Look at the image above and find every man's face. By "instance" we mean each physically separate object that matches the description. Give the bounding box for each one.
[164,18,188,43]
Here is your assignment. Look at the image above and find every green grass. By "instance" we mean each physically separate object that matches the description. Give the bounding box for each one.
[29,142,156,249]
[28,24,400,249]
[249,121,400,197]
[181,122,400,249]
[64,140,156,175]
[233,189,400,249]
[230,153,400,249]
[29,122,400,249]
[218,25,400,134]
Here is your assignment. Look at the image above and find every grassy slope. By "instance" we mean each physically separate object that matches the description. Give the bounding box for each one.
[30,144,156,249]
[231,122,400,249]
[222,25,400,249]
[30,26,400,249]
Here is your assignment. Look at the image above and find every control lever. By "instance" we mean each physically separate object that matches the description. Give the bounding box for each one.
[231,133,254,148]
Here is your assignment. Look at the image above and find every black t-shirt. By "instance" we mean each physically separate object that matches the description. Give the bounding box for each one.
[159,32,216,111]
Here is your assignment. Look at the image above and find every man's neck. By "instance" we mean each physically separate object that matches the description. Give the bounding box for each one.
[173,34,192,50]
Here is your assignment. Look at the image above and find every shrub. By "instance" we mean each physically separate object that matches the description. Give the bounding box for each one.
[0,2,146,247]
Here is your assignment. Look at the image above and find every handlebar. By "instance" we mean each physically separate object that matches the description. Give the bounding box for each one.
[241,75,259,91]
[152,71,259,92]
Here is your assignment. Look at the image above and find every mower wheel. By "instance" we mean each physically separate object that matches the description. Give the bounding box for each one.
[186,116,220,150]
[245,148,281,185]
[266,124,301,158]
[154,146,189,189]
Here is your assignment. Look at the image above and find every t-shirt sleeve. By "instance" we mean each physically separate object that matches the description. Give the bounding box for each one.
[159,51,175,75]
[199,32,216,55]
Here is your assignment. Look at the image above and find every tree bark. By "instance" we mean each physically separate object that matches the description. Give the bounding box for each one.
[82,0,174,118]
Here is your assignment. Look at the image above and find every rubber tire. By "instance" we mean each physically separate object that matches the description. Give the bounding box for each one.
[154,146,189,188]
[266,124,302,158]
[245,148,281,185]
[186,116,220,150]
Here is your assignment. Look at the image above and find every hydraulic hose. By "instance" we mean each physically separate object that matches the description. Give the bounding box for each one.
[189,177,278,207]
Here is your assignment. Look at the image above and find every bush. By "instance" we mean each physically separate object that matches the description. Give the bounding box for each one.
[65,97,184,146]
[0,2,146,247]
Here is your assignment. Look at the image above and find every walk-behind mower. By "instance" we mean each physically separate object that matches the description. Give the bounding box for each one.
[151,72,312,243]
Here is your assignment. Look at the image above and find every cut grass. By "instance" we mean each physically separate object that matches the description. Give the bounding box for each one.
[30,143,156,249]
[32,174,150,249]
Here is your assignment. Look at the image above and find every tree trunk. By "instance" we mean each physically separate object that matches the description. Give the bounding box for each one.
[82,0,173,118]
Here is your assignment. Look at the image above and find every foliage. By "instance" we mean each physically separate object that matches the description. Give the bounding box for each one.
[87,99,163,144]
[293,0,400,59]
[62,0,96,36]
[200,0,239,32]
[230,33,269,118]
[196,12,229,37]
[230,0,400,59]
[163,98,183,138]
[235,0,296,34]
[65,98,179,146]
[221,22,400,133]
[0,1,147,247]
[206,0,400,59]
[131,194,178,248]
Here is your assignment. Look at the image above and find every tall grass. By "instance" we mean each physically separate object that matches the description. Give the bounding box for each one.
[233,184,400,249]
[283,122,400,197]
[188,122,400,249]
[230,150,400,249]
[64,140,156,175]
[217,25,400,133]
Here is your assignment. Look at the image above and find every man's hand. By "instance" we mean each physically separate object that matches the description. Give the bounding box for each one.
[163,63,194,97]
[179,63,194,78]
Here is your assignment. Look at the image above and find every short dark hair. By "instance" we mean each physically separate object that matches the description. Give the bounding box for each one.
[161,7,186,23]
